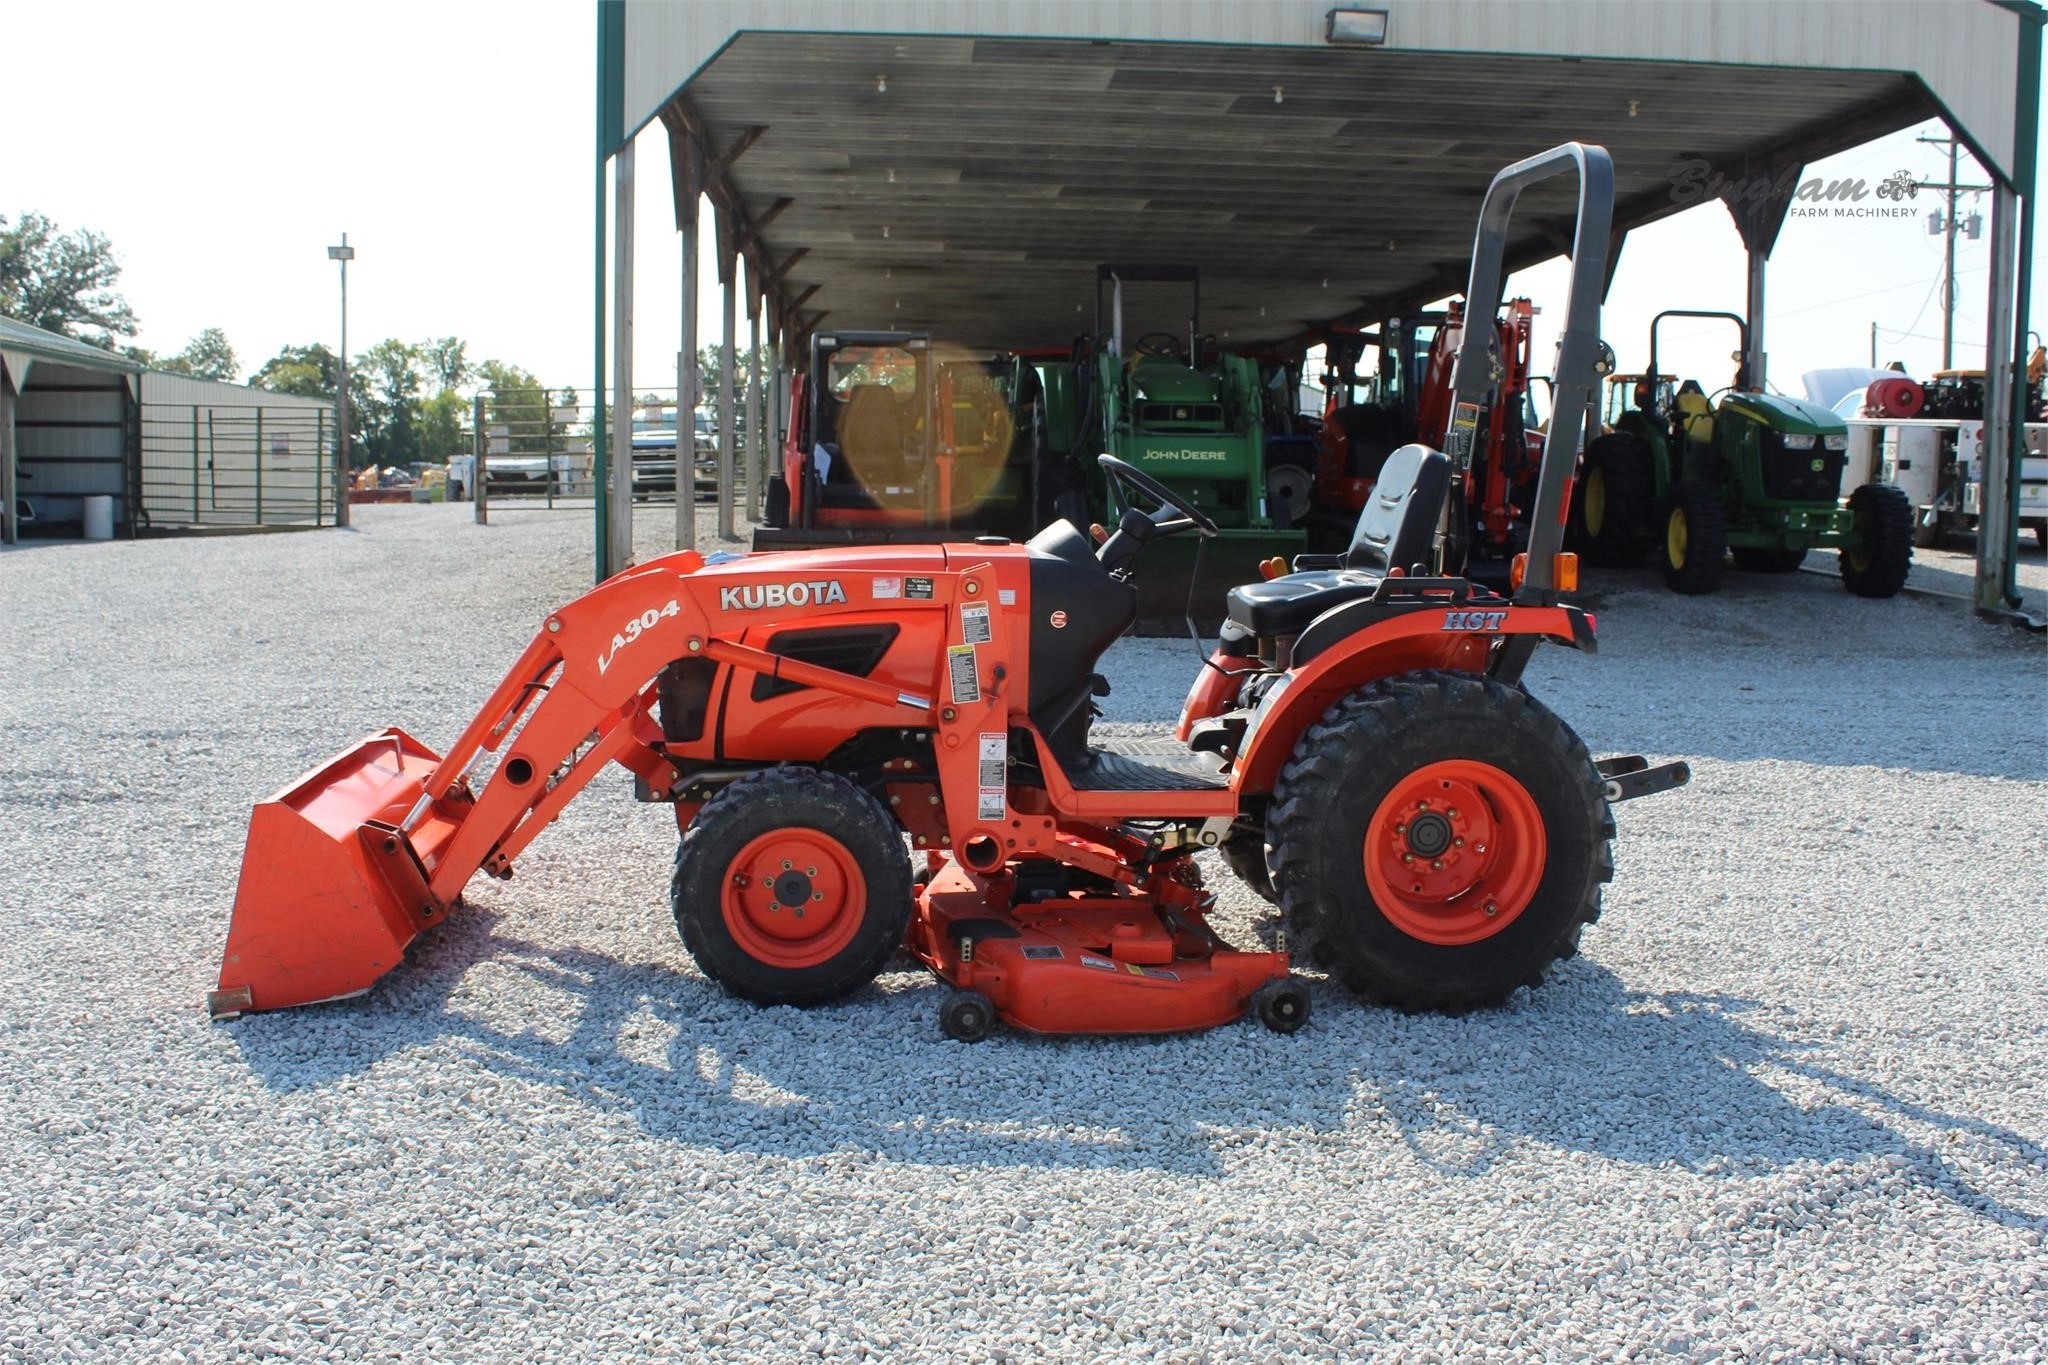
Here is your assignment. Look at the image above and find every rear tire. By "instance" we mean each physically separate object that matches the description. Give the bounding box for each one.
[1658,480,1726,595]
[1840,483,1913,598]
[672,767,912,1006]
[1267,671,1614,1013]
[1730,545,1807,573]
[1568,433,1657,566]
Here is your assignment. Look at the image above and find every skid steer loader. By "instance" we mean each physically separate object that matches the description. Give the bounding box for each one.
[213,144,1686,1040]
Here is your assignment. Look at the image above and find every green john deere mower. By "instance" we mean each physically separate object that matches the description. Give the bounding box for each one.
[1568,309,1912,598]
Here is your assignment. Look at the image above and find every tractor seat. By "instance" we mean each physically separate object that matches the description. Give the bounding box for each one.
[1675,388,1714,446]
[1226,443,1450,637]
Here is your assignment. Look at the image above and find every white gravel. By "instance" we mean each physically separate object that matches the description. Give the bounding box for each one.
[3,502,2045,1360]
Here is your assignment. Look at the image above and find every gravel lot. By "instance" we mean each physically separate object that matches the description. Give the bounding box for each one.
[3,503,2044,1360]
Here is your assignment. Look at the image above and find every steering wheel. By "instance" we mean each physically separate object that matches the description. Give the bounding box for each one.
[1099,453,1219,539]
[1129,331,1186,362]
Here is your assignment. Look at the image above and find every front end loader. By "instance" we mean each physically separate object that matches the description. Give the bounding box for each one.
[215,144,1686,1041]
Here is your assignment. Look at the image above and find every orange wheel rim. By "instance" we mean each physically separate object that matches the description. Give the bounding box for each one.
[720,830,866,969]
[1363,760,1547,946]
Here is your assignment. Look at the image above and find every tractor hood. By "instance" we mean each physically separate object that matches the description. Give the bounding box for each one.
[1719,392,1845,436]
[1130,362,1220,404]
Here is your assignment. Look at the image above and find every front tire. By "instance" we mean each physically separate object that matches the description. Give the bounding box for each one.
[1659,480,1727,595]
[671,767,912,1006]
[1839,483,1913,598]
[1267,672,1614,1013]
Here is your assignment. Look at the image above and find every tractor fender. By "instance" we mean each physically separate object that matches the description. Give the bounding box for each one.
[1229,601,1592,795]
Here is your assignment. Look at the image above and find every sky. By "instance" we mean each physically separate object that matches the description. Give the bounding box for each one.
[7,1,2043,406]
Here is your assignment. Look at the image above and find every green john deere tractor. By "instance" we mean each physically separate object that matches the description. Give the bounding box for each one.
[1084,264,1304,626]
[1567,309,1912,598]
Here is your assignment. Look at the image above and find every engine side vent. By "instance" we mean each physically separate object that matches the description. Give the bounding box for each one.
[751,624,902,702]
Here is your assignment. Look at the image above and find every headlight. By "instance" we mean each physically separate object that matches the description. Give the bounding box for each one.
[1824,434,1848,451]
[1781,432,1816,450]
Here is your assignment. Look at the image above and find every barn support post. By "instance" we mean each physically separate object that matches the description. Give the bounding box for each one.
[672,129,703,552]
[0,371,16,545]
[746,291,764,521]
[607,138,637,577]
[1975,181,2026,622]
[717,213,738,542]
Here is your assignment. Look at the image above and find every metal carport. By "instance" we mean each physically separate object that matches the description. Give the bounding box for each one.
[0,315,143,545]
[594,0,2040,622]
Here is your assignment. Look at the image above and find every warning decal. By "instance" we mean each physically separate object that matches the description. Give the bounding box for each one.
[1450,401,1482,433]
[977,733,1005,789]
[872,576,901,600]
[1021,944,1064,960]
[1079,954,1117,973]
[998,589,1016,606]
[947,644,980,704]
[906,577,935,600]
[977,732,1006,819]
[961,602,993,645]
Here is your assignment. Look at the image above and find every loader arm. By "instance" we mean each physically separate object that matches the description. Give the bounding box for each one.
[212,549,934,1017]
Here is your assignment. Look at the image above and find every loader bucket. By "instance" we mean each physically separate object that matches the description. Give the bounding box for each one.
[210,727,447,1018]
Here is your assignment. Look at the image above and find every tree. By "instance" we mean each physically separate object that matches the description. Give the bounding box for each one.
[477,358,552,455]
[250,341,370,463]
[251,342,340,398]
[0,211,140,347]
[357,339,425,468]
[421,336,471,393]
[157,327,239,382]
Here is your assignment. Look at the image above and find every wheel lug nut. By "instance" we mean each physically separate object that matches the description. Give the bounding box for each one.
[1453,837,1464,847]
[1483,901,1499,916]
[1401,853,1414,865]
[807,866,818,877]
[1431,859,1443,870]
[812,891,824,902]
[1475,843,1487,854]
[1447,808,1460,820]
[768,901,780,912]
[1394,823,1406,835]
[782,860,793,871]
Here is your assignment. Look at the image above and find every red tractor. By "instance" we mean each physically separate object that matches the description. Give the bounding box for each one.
[1314,298,1557,574]
[213,144,1684,1040]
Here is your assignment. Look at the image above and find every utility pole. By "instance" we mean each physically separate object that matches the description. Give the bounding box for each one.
[327,234,355,528]
[1916,134,1990,372]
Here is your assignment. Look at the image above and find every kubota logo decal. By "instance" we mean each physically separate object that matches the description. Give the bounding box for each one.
[719,580,849,612]
[1442,609,1508,632]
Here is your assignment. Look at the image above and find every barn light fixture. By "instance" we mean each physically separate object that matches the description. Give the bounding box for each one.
[1325,8,1389,45]
[1274,85,1285,105]
[875,74,888,94]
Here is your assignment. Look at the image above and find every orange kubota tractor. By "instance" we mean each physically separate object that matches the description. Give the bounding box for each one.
[213,144,1685,1040]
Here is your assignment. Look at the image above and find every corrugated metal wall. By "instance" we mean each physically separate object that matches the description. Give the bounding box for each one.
[620,0,2027,185]
[138,373,336,528]
[15,362,133,526]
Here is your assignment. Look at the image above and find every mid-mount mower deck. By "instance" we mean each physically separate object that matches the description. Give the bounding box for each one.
[212,145,1688,1041]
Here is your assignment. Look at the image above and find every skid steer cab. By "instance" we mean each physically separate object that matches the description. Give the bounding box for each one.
[213,143,1688,1041]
